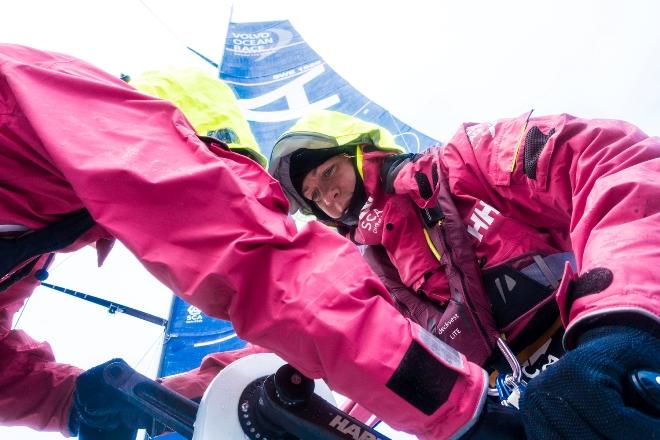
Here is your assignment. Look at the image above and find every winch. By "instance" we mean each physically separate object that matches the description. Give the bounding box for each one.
[87,353,391,440]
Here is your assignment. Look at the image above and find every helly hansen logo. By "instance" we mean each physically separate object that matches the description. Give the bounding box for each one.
[329,415,385,440]
[467,200,500,241]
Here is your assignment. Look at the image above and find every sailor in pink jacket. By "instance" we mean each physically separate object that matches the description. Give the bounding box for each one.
[1,43,658,439]
[269,110,660,438]
[0,44,491,439]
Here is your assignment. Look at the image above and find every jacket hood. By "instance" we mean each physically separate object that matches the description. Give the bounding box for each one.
[131,67,268,168]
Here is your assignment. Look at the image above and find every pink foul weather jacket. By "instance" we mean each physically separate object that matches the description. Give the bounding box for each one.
[394,111,660,350]
[356,109,660,355]
[0,44,486,439]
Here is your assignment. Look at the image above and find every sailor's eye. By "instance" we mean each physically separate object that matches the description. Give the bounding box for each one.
[323,165,335,178]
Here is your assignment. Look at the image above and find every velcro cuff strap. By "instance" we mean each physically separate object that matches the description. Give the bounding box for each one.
[386,328,464,415]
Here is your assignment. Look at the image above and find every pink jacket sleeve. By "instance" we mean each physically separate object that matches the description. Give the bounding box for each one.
[0,263,82,435]
[1,44,487,439]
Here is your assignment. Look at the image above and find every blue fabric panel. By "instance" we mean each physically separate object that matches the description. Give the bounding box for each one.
[158,297,246,378]
[220,20,440,158]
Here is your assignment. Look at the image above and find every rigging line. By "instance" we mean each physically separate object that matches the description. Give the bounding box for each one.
[48,251,76,272]
[137,0,231,71]
[136,0,188,47]
[11,253,53,330]
[134,331,166,370]
[185,2,234,70]
[187,47,218,69]
[136,0,224,68]
[10,295,31,330]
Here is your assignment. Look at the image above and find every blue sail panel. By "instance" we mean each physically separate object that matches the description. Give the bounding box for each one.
[158,297,246,378]
[221,20,440,158]
[155,299,246,439]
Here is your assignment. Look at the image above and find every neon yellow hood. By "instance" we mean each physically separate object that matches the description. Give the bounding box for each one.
[131,67,267,168]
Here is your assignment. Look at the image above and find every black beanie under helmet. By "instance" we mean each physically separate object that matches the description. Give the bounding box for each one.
[287,145,368,227]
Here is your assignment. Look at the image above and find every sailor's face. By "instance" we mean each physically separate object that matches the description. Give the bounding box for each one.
[302,154,355,219]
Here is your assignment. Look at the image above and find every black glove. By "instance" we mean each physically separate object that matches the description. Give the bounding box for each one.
[462,397,526,439]
[520,325,660,440]
[68,358,156,439]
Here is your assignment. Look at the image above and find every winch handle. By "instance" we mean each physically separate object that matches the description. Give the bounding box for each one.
[245,363,393,440]
[86,359,199,440]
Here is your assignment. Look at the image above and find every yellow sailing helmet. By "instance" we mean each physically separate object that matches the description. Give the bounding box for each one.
[269,110,405,216]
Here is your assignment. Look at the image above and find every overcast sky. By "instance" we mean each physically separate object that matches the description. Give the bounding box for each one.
[2,1,659,438]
